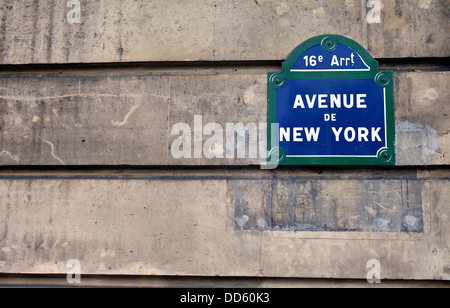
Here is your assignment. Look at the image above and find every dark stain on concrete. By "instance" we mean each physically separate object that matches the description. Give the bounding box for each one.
[235,178,424,233]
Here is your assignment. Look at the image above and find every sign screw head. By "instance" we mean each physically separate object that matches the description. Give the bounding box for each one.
[375,72,391,87]
[271,74,284,87]
[383,153,389,159]
[321,36,337,51]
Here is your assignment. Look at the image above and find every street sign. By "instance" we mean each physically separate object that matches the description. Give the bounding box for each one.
[268,35,395,166]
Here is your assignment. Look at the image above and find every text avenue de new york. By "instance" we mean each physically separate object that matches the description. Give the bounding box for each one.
[281,92,383,143]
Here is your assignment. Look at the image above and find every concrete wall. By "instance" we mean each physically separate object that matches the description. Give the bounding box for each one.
[0,0,449,286]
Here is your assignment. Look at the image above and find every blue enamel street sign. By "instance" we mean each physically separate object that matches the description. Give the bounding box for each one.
[268,35,395,166]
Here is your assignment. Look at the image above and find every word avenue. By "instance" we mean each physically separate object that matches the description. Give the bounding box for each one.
[293,93,367,109]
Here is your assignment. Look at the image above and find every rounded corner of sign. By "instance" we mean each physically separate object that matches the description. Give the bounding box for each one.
[283,35,327,70]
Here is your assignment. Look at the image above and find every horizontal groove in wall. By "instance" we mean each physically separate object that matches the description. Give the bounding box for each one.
[0,274,448,288]
[0,166,448,181]
[0,58,449,75]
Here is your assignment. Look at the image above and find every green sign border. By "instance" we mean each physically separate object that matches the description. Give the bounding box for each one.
[268,35,395,166]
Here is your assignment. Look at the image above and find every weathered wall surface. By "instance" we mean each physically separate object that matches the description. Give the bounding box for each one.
[0,0,448,64]
[0,171,448,280]
[0,0,449,285]
[0,71,448,166]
